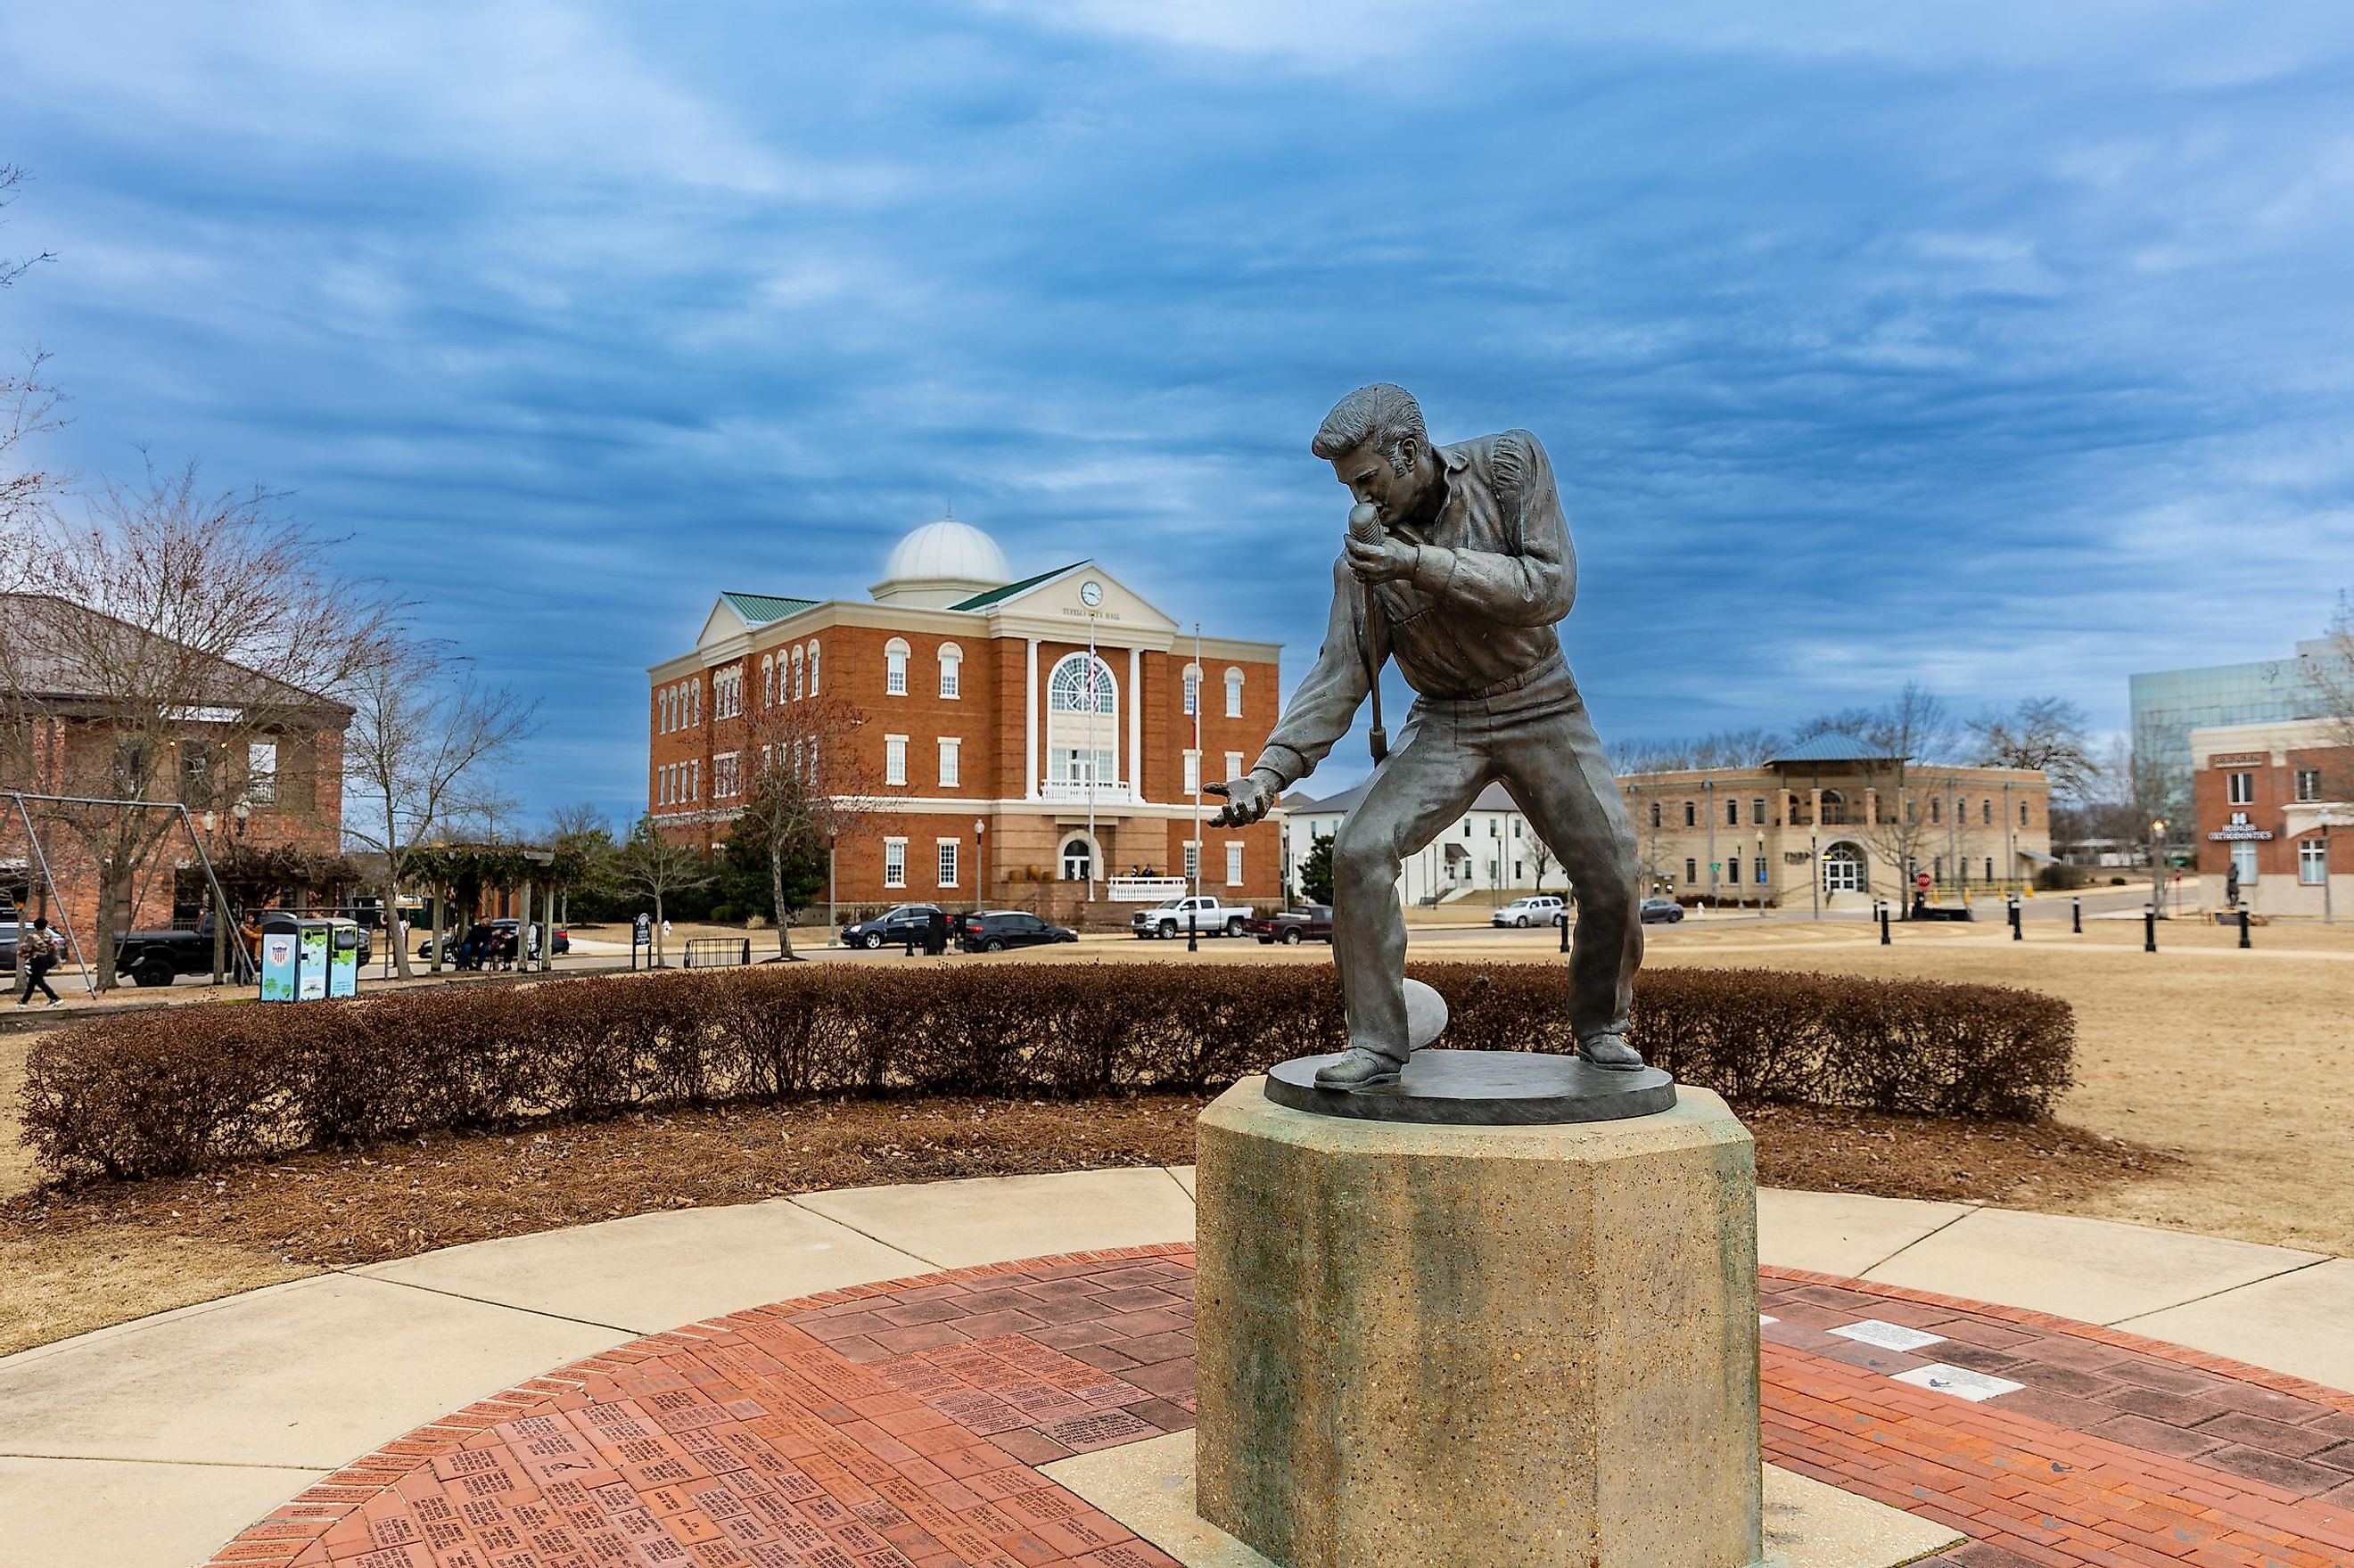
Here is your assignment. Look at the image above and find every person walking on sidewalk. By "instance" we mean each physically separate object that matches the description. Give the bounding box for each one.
[16,916,64,1007]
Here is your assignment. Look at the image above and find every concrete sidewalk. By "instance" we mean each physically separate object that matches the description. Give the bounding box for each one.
[1,1167,2345,1568]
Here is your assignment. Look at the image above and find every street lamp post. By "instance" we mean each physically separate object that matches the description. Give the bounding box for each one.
[2150,817,2169,917]
[973,818,986,915]
[1756,829,1766,917]
[827,833,838,947]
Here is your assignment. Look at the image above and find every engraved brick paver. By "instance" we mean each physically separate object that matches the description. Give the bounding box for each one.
[203,1248,2354,1568]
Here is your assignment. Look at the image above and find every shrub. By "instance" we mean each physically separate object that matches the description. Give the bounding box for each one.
[19,963,2073,1181]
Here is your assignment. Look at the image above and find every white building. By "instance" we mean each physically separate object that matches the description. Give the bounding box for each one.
[1281,781,1551,907]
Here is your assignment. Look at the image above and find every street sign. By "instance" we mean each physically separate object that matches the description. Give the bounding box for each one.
[1914,871,1931,892]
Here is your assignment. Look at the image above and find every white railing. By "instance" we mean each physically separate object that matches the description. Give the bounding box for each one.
[1039,779,1138,804]
[1107,875,1187,902]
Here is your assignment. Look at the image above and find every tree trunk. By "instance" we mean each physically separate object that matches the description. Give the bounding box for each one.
[770,841,797,960]
[654,893,666,966]
[95,859,135,990]
[388,867,416,980]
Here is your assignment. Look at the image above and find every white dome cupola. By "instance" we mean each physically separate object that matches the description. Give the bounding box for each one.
[869,512,1012,608]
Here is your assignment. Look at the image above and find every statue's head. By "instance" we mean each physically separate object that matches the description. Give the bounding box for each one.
[1313,382,1440,525]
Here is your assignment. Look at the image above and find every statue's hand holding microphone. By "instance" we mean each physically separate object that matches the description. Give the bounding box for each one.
[1208,502,1409,828]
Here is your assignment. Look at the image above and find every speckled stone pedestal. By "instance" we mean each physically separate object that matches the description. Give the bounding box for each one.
[1194,1080,1764,1568]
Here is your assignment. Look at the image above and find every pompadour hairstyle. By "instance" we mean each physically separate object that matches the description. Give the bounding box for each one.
[1311,382,1428,475]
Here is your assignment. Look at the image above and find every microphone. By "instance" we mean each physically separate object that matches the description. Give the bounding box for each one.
[1347,501,1382,545]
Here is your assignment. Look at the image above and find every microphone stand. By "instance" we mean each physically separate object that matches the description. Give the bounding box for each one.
[1349,502,1390,765]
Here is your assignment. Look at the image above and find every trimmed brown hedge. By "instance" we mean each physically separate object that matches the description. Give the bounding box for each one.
[18,962,2072,1180]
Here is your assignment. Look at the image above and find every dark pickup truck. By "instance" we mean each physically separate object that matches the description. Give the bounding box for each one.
[114,916,373,987]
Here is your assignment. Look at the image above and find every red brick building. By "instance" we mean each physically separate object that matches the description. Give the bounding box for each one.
[0,595,351,956]
[2189,717,2353,916]
[647,516,1286,920]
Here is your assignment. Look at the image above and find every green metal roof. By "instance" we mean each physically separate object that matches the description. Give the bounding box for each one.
[720,592,820,625]
[950,561,1089,612]
[1767,731,1899,766]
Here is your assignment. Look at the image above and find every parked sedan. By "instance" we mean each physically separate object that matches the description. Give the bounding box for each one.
[1248,905,1334,945]
[842,904,945,950]
[1638,898,1687,924]
[955,910,1078,952]
[1491,895,1565,929]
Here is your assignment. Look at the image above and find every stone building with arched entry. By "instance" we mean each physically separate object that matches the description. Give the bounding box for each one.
[1618,733,2053,909]
[646,513,1286,924]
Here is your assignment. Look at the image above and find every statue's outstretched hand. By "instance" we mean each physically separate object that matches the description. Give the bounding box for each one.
[1206,776,1273,827]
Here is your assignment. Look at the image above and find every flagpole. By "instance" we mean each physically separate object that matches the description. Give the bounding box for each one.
[1086,609,1099,901]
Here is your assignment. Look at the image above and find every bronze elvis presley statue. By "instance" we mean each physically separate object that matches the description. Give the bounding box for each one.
[1208,383,1645,1089]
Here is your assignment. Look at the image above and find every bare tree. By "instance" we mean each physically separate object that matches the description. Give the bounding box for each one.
[724,692,887,958]
[2,167,64,538]
[1529,835,1555,894]
[605,814,712,966]
[341,640,538,979]
[0,462,391,986]
[1800,683,1955,913]
[2299,595,2354,793]
[1969,696,2096,800]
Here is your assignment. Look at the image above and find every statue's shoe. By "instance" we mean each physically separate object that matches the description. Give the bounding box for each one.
[1576,1032,1645,1071]
[1313,1047,1407,1090]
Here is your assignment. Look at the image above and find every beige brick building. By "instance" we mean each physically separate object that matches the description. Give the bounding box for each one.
[1618,734,2053,909]
[647,516,1285,920]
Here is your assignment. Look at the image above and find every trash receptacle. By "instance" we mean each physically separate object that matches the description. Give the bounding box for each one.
[326,917,361,997]
[259,913,347,1002]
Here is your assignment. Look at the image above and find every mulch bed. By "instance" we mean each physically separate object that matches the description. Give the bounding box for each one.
[3,1094,2176,1270]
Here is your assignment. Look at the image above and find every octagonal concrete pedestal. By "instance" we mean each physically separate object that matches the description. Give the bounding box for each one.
[1195,1078,1764,1568]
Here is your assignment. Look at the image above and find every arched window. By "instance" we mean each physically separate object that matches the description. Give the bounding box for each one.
[1820,789,1846,825]
[659,689,671,733]
[885,637,910,696]
[1181,663,1200,717]
[791,645,805,702]
[1223,668,1244,718]
[807,641,820,695]
[1982,800,1993,825]
[1930,796,1941,824]
[939,642,963,699]
[1061,837,1094,882]
[1649,801,1661,829]
[1047,653,1118,792]
[760,655,774,708]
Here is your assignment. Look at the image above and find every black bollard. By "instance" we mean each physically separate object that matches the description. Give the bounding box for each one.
[2010,898,2022,941]
[1557,911,1570,953]
[1187,906,1198,954]
[2072,898,2082,935]
[2144,906,2157,953]
[2239,907,2251,949]
[1880,906,1891,945]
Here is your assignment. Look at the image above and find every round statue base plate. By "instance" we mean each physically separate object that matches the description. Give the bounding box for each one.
[1263,1048,1675,1126]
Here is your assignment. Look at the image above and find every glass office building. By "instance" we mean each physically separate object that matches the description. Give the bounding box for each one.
[2130,638,2347,802]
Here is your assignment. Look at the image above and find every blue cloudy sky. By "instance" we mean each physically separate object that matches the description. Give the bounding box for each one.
[6,2,2353,820]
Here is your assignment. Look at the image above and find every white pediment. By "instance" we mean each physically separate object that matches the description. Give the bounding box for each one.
[696,597,753,651]
[984,562,1180,639]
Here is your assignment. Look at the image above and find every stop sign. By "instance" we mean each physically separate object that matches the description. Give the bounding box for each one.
[1914,871,1931,892]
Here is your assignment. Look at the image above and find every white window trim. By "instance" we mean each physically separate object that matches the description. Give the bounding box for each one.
[1223,667,1243,718]
[2298,839,2327,885]
[1224,841,1245,887]
[939,643,963,699]
[808,643,820,695]
[1182,841,1201,881]
[885,638,910,696]
[936,837,961,888]
[938,736,960,788]
[883,837,908,889]
[885,734,909,788]
[1183,749,1201,795]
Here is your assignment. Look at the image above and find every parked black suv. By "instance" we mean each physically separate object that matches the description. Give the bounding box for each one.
[842,904,946,949]
[955,910,1078,953]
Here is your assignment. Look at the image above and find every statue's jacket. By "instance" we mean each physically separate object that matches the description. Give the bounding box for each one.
[1254,430,1579,789]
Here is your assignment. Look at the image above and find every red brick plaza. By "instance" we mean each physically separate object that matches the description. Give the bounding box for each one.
[206,1247,2354,1568]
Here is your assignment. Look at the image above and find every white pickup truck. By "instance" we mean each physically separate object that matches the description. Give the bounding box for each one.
[1131,895,1255,939]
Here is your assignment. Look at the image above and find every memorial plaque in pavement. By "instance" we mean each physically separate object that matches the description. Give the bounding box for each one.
[1040,1410,1156,1453]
